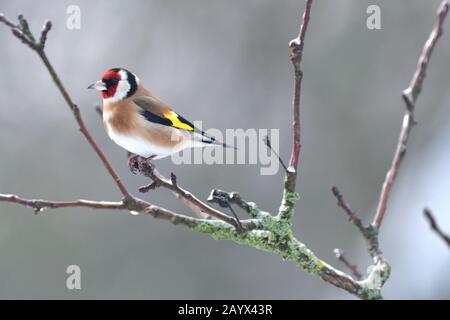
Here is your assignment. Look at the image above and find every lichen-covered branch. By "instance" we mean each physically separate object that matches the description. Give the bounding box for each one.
[208,189,262,219]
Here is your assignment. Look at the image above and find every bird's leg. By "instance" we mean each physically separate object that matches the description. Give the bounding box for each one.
[134,155,159,192]
[127,154,140,174]
[128,154,156,174]
[208,192,243,233]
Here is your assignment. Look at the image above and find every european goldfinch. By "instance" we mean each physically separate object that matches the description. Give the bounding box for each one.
[88,68,231,160]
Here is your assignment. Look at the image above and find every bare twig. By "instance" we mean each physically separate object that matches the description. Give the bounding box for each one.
[373,0,450,230]
[224,203,243,233]
[331,186,380,257]
[329,0,449,298]
[424,208,450,248]
[334,248,363,281]
[277,0,313,222]
[4,14,132,199]
[263,136,288,173]
[139,181,159,193]
[11,28,35,48]
[331,186,361,226]
[0,194,127,212]
[38,19,52,48]
[135,158,241,227]
[0,193,214,229]
[17,13,35,43]
[38,51,131,198]
[287,0,313,177]
[0,13,18,28]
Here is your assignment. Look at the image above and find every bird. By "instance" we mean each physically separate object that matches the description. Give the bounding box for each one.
[88,67,232,163]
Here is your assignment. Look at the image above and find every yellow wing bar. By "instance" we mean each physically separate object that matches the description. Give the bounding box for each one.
[163,111,194,131]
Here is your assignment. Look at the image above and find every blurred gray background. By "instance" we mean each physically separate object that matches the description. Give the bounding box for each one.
[0,0,449,299]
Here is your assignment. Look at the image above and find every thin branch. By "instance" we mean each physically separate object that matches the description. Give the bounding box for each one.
[278,0,313,221]
[17,13,35,43]
[135,158,241,228]
[0,194,127,212]
[263,136,288,173]
[0,192,204,228]
[331,186,380,257]
[139,181,159,193]
[329,1,449,297]
[333,248,363,281]
[0,192,260,234]
[372,0,450,230]
[38,19,52,48]
[11,28,35,48]
[287,0,313,177]
[223,203,243,233]
[331,186,361,226]
[0,13,18,28]
[0,14,131,199]
[424,208,450,248]
[38,51,131,198]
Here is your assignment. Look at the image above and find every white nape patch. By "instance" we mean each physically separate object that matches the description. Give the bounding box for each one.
[118,69,128,81]
[105,124,175,159]
[103,70,131,104]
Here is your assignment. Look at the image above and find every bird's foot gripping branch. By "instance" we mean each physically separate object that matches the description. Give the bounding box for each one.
[1,0,449,299]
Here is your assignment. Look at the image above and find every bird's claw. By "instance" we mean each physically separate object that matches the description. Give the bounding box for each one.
[128,154,140,174]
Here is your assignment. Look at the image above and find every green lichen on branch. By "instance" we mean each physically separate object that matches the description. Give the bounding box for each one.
[185,208,388,300]
[190,214,319,272]
[277,190,300,221]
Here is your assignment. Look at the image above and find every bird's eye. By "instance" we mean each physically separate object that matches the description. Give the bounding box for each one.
[103,78,119,86]
[109,79,119,85]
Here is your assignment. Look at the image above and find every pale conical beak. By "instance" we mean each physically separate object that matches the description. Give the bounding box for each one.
[87,80,106,91]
